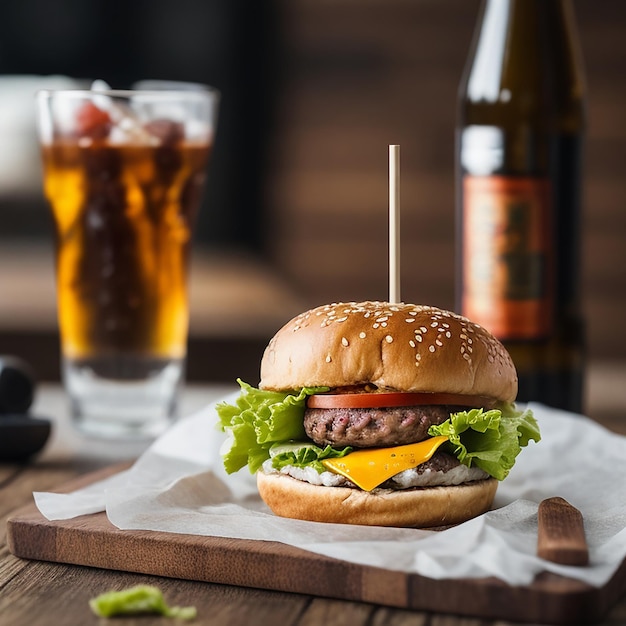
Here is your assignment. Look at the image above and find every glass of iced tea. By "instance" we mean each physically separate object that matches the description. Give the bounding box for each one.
[36,87,219,438]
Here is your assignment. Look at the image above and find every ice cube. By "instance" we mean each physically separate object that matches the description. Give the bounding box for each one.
[108,119,159,146]
[184,119,212,142]
[89,80,157,145]
[143,119,184,145]
[90,79,114,112]
[91,79,111,91]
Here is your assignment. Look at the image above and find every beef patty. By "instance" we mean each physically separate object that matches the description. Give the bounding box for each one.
[304,405,467,448]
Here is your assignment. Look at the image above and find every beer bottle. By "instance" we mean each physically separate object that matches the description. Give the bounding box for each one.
[456,0,586,413]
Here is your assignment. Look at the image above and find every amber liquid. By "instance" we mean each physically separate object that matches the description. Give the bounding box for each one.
[42,139,210,364]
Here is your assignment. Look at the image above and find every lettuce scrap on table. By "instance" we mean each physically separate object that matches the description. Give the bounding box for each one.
[89,585,196,620]
[217,380,541,481]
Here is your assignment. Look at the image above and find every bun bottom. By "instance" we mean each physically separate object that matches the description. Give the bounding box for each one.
[257,472,497,528]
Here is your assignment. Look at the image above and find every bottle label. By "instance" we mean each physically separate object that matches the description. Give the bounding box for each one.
[462,175,553,340]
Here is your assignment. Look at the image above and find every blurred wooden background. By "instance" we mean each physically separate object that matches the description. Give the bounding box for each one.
[266,0,626,362]
[0,0,624,391]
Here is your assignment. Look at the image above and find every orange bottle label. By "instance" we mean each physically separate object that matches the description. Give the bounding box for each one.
[462,175,553,340]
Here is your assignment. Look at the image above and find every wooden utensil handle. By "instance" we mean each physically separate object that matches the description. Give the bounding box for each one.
[537,497,589,566]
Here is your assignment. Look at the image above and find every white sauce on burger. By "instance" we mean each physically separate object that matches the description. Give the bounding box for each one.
[261,459,489,491]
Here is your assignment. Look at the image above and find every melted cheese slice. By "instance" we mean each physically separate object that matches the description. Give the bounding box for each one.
[321,436,449,492]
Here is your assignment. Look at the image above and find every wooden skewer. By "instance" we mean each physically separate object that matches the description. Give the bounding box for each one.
[389,144,401,304]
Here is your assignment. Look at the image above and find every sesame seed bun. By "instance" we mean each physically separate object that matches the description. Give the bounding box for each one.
[260,301,518,403]
[255,301,516,528]
[257,471,498,528]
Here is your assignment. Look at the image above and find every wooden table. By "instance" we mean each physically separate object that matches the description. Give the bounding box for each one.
[2,376,626,626]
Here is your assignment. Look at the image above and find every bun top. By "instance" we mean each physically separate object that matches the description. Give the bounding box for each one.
[260,301,518,403]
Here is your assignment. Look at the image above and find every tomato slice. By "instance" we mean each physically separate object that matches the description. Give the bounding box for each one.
[306,391,493,409]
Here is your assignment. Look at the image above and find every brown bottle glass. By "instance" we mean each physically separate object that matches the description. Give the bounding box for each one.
[456,0,586,413]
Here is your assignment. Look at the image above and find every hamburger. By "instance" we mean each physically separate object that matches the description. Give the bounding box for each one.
[217,301,540,528]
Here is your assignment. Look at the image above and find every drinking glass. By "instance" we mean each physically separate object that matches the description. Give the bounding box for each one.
[36,87,219,438]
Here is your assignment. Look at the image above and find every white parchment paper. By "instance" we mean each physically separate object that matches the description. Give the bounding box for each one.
[34,397,626,587]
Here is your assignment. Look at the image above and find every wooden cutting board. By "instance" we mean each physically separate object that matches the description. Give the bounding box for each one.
[6,465,626,625]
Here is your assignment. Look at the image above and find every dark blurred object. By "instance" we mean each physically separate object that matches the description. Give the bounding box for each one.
[0,415,51,462]
[0,355,36,414]
[0,0,282,253]
[0,356,51,462]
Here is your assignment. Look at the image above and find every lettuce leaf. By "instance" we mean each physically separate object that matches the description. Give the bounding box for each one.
[217,380,540,482]
[270,442,352,474]
[428,404,540,480]
[89,585,196,620]
[216,380,328,474]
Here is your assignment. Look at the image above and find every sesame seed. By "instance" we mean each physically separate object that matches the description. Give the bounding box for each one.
[341,337,349,347]
[385,335,393,343]
[405,318,415,323]
[415,335,423,342]
[359,331,366,339]
[325,355,332,363]
[436,339,443,346]
[429,345,436,353]
[409,340,416,348]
